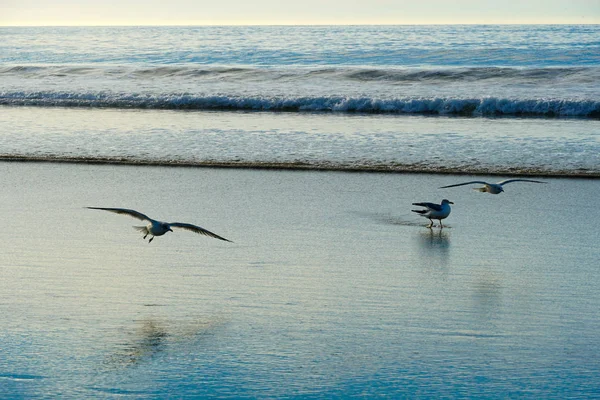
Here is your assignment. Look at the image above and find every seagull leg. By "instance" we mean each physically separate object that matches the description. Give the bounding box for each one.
[440,220,444,229]
[427,219,433,229]
[149,236,154,243]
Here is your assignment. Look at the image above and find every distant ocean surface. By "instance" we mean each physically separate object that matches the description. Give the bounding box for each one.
[1,25,599,175]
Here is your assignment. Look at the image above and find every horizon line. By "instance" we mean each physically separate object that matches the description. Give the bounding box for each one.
[1,21,599,28]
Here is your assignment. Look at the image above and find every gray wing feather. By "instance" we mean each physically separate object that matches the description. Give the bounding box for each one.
[439,181,488,189]
[411,202,442,211]
[497,179,546,185]
[169,222,232,242]
[86,207,152,222]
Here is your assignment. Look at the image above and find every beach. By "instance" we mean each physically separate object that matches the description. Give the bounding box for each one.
[1,23,599,397]
[1,161,599,397]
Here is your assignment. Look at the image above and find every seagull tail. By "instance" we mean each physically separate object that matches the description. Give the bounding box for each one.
[411,209,426,215]
[133,226,148,234]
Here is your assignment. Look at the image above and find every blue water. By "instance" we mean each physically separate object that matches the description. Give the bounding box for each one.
[1,25,599,117]
[0,25,599,176]
[2,25,599,66]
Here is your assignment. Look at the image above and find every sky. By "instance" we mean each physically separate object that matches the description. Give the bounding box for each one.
[1,0,599,26]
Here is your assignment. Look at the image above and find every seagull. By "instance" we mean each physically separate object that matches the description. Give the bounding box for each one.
[411,199,454,228]
[87,207,232,243]
[439,179,546,194]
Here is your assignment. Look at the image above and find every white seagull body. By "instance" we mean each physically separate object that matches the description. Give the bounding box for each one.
[439,179,546,194]
[411,199,454,228]
[87,207,231,243]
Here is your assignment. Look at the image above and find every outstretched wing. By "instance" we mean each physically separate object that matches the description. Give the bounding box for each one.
[497,179,546,186]
[439,181,489,189]
[86,207,152,222]
[411,202,442,211]
[169,222,232,242]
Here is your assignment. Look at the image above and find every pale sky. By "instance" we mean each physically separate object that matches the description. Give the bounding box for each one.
[1,0,599,26]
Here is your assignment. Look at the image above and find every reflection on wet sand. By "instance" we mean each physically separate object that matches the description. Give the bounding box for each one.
[107,319,168,367]
[415,229,451,267]
[106,317,226,368]
[471,275,503,320]
[418,229,451,250]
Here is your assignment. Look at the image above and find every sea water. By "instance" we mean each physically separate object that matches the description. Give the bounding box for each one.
[1,25,599,175]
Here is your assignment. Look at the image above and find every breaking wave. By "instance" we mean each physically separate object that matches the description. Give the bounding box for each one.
[1,91,598,118]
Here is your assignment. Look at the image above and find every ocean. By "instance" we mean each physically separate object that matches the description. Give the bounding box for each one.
[1,25,600,398]
[1,25,599,175]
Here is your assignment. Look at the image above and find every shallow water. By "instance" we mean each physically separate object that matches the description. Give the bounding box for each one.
[1,107,599,176]
[1,162,599,397]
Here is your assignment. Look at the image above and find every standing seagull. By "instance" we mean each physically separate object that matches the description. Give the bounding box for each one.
[87,207,232,243]
[439,179,546,194]
[411,199,454,228]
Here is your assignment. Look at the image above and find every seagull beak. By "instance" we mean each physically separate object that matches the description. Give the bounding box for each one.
[449,201,454,204]
[168,228,173,232]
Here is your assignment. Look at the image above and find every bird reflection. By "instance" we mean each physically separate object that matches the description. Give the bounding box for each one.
[105,316,227,369]
[416,229,451,267]
[109,319,168,367]
[418,229,451,250]
[472,276,503,320]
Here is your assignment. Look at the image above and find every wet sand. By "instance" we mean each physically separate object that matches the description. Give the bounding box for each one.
[1,162,599,397]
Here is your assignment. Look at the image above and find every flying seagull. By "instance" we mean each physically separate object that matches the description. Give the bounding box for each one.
[411,199,454,228]
[439,179,546,194]
[87,207,232,243]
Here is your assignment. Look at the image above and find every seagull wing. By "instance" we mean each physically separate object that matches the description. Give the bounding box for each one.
[497,179,547,186]
[169,222,232,242]
[439,181,489,189]
[411,202,442,211]
[86,207,152,222]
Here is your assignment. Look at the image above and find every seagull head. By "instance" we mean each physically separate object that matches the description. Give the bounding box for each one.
[161,222,173,233]
[441,199,454,205]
